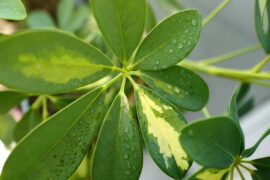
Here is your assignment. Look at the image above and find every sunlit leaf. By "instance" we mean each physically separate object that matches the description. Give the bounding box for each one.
[92,93,143,180]
[0,30,115,94]
[180,116,241,169]
[132,10,202,70]
[135,85,191,178]
[0,0,26,20]
[139,65,209,111]
[186,167,229,180]
[1,88,105,179]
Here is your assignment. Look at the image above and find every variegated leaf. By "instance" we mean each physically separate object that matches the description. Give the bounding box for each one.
[186,167,229,180]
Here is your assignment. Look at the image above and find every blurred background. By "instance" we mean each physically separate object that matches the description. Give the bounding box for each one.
[0,0,270,179]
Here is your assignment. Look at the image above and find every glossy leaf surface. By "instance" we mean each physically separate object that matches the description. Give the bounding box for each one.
[140,65,209,111]
[0,114,15,147]
[0,0,26,20]
[0,91,27,115]
[1,88,105,180]
[92,93,143,180]
[251,157,270,180]
[242,127,270,157]
[132,10,202,70]
[135,85,191,178]
[186,167,229,180]
[90,0,146,61]
[0,30,114,94]
[13,108,42,142]
[26,10,56,29]
[180,116,241,169]
[229,88,245,151]
[255,0,270,53]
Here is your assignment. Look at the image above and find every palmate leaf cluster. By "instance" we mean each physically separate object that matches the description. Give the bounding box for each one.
[0,0,269,180]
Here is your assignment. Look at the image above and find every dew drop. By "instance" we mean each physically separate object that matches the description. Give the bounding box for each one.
[169,49,174,53]
[155,61,160,65]
[178,43,183,49]
[185,91,189,96]
[192,19,197,26]
[125,127,129,133]
[167,85,172,89]
[174,87,180,93]
[125,171,130,175]
[124,154,129,159]
[188,129,194,136]
[154,66,157,70]
[185,30,189,34]
[172,39,177,44]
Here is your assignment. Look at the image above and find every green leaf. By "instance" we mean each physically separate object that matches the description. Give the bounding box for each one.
[139,65,209,111]
[255,0,270,54]
[49,95,78,111]
[90,0,146,61]
[186,167,229,180]
[180,116,241,169]
[237,83,251,103]
[0,0,26,20]
[229,87,245,152]
[135,85,191,178]
[92,93,143,180]
[57,0,75,29]
[238,97,254,117]
[156,0,184,14]
[251,157,270,180]
[13,108,42,142]
[132,10,202,70]
[0,30,114,94]
[0,114,15,147]
[146,3,157,32]
[26,10,56,29]
[1,88,105,180]
[0,90,27,115]
[242,127,270,157]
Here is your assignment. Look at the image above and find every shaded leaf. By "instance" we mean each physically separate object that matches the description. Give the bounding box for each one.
[229,87,245,152]
[0,0,26,20]
[146,3,157,32]
[0,114,15,147]
[0,30,114,94]
[92,93,143,180]
[13,108,42,142]
[1,88,105,179]
[0,90,27,115]
[186,167,229,180]
[132,10,202,70]
[135,85,191,178]
[57,0,75,29]
[242,127,270,158]
[156,0,184,13]
[238,97,254,117]
[90,0,146,61]
[140,65,209,111]
[237,83,251,103]
[255,0,270,54]
[251,157,270,180]
[180,116,241,169]
[50,95,78,111]
[26,10,56,29]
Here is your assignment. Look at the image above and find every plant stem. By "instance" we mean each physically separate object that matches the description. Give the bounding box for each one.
[239,163,254,174]
[202,107,211,118]
[102,74,122,90]
[31,96,44,109]
[199,44,262,65]
[120,75,127,94]
[202,0,232,27]
[230,167,234,180]
[42,97,48,121]
[236,166,245,180]
[127,75,139,89]
[180,60,270,82]
[251,55,270,73]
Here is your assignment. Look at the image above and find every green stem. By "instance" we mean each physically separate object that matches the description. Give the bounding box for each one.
[42,97,49,121]
[180,60,270,81]
[31,96,44,109]
[202,0,232,27]
[102,74,122,90]
[202,107,211,118]
[240,160,253,164]
[239,163,254,174]
[236,166,245,180]
[252,55,270,73]
[120,75,127,94]
[229,167,234,180]
[127,75,139,89]
[199,44,262,65]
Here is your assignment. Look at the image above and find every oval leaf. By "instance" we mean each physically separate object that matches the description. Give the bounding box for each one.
[186,167,229,180]
[135,85,192,178]
[0,90,27,115]
[13,108,42,142]
[1,88,105,180]
[0,114,15,147]
[140,65,209,111]
[26,10,56,29]
[255,0,270,54]
[57,0,75,30]
[92,93,143,180]
[132,10,202,70]
[251,157,270,180]
[180,116,241,169]
[0,30,114,94]
[90,0,146,61]
[0,0,26,20]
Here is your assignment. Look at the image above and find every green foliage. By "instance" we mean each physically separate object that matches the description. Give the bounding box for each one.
[0,0,26,20]
[0,0,270,179]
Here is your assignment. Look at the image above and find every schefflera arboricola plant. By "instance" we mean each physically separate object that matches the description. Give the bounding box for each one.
[0,0,209,179]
